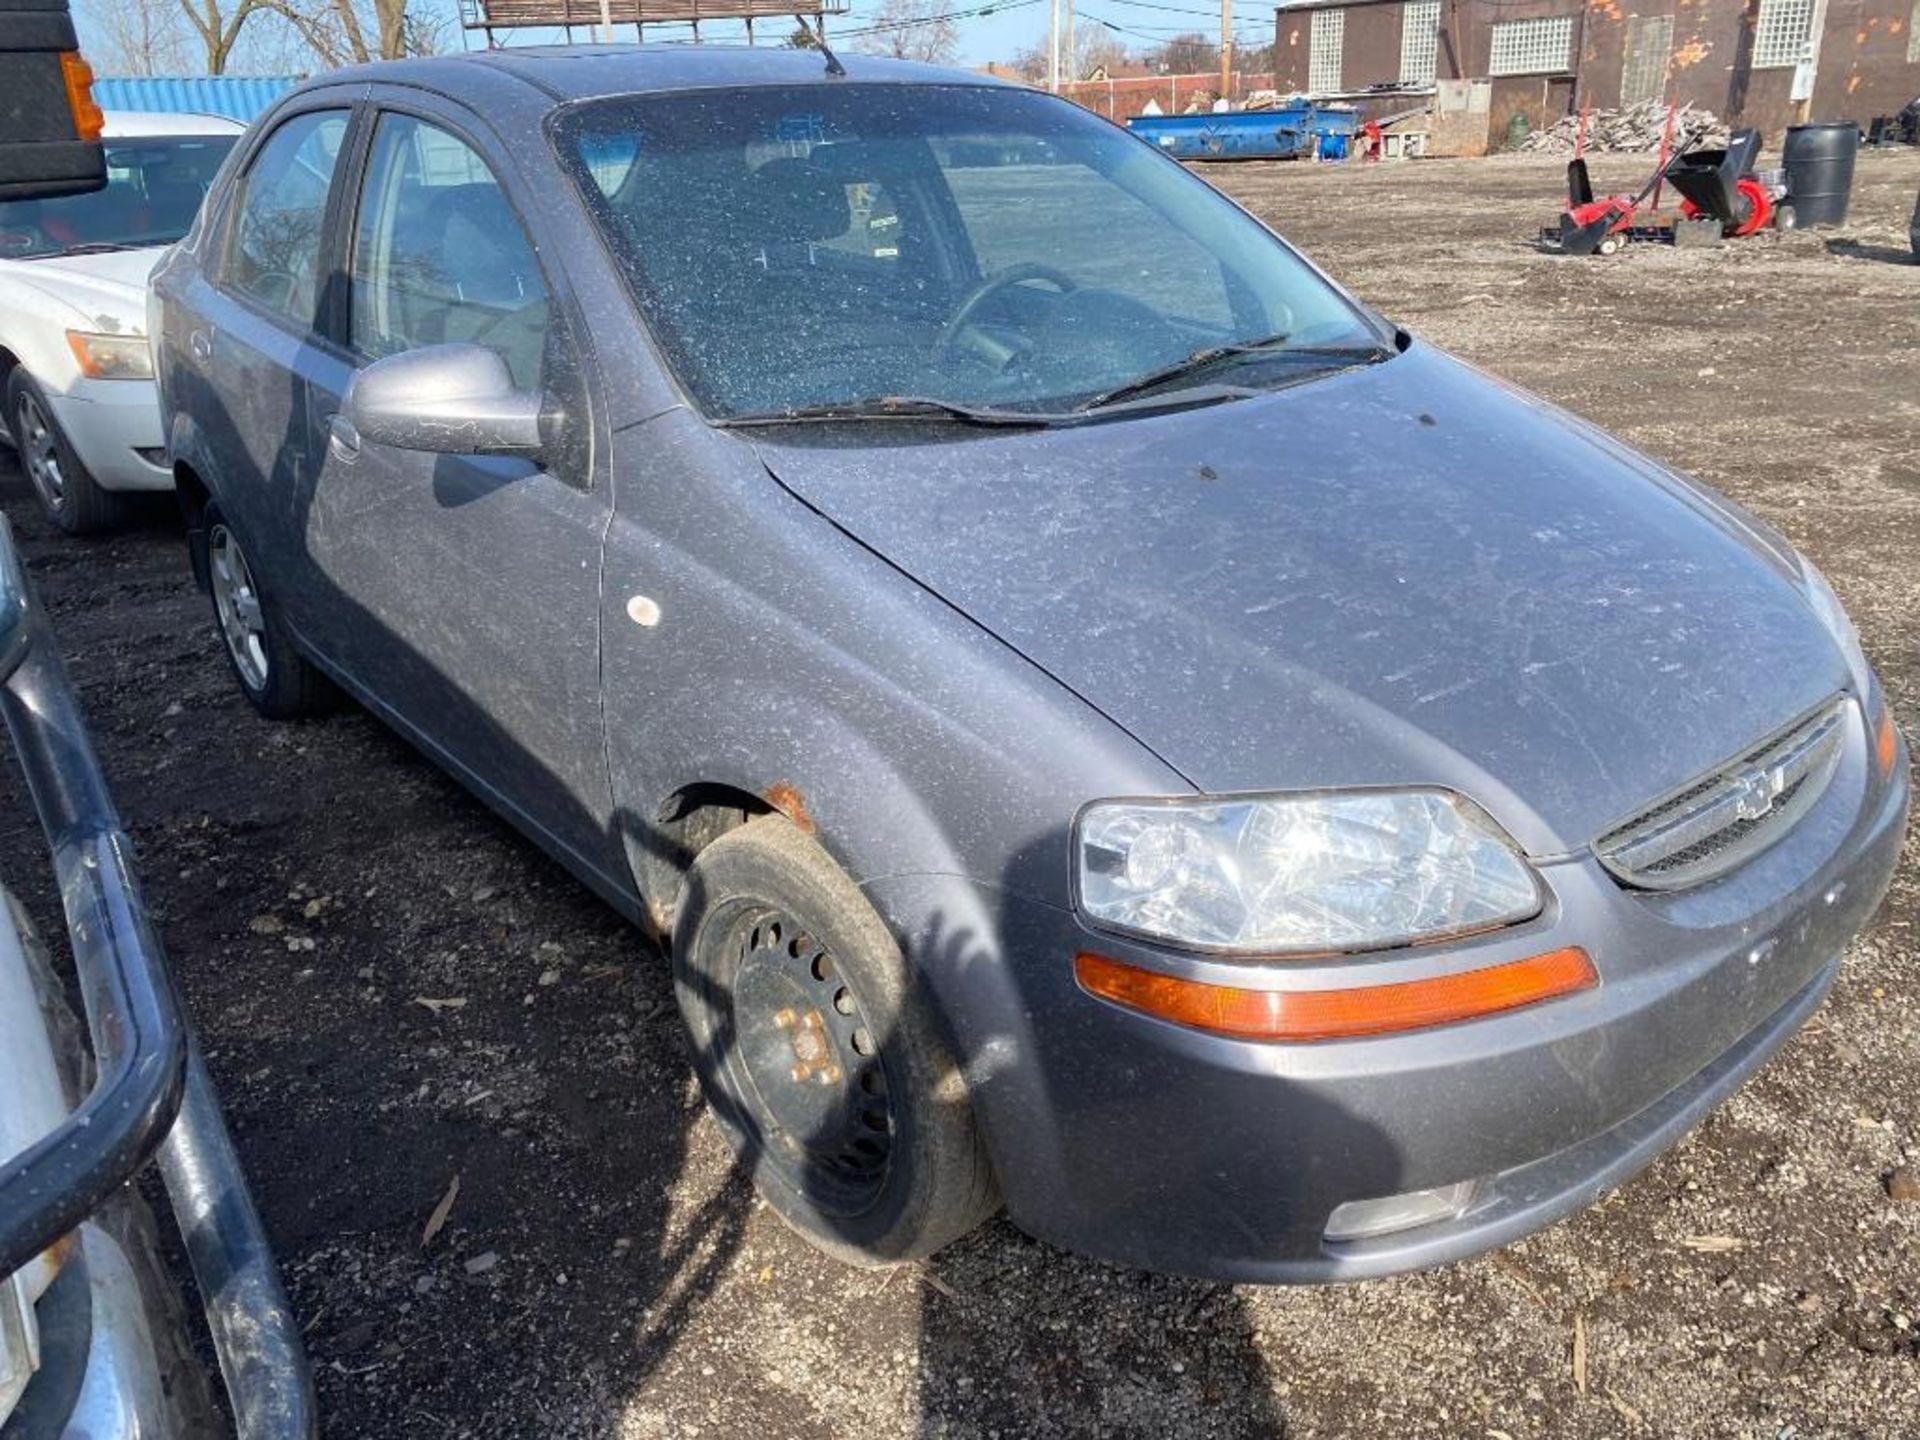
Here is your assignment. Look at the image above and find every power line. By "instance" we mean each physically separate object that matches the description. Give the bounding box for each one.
[1078,6,1267,40]
[831,0,1048,37]
[1097,0,1235,18]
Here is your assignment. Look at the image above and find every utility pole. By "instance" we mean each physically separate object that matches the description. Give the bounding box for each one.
[1218,0,1233,109]
[1049,0,1060,92]
[1064,0,1074,83]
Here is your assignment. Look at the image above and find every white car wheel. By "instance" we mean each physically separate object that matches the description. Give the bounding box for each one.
[6,371,119,534]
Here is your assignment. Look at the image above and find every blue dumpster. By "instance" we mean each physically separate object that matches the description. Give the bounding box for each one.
[1126,105,1359,161]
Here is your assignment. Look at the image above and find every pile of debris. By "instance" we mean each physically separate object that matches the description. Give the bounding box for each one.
[1518,100,1731,155]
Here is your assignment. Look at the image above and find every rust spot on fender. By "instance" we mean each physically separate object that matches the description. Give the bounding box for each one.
[764,782,816,834]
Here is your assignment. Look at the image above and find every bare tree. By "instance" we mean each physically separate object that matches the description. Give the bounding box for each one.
[1009,24,1130,85]
[1148,32,1217,75]
[1072,27,1128,80]
[261,0,438,66]
[177,0,266,73]
[84,0,194,74]
[851,0,958,66]
[1008,41,1048,85]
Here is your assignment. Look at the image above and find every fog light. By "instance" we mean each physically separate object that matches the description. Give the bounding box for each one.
[1324,1180,1479,1242]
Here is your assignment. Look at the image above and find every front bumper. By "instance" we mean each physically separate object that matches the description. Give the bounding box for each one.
[45,381,170,493]
[871,706,1908,1283]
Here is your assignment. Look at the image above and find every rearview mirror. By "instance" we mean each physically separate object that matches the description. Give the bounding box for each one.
[344,343,548,459]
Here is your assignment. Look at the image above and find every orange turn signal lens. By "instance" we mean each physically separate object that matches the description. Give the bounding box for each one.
[1874,699,1899,776]
[60,51,104,144]
[1074,947,1598,1043]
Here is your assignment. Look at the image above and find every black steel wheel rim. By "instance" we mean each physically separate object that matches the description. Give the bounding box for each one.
[715,904,894,1215]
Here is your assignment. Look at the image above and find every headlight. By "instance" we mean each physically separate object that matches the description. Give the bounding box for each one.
[65,329,153,380]
[1076,790,1542,955]
[1799,560,1873,698]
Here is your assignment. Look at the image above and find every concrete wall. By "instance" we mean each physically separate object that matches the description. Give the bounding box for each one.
[1273,0,1920,144]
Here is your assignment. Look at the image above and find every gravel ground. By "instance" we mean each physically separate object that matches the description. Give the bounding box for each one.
[1,147,1917,1439]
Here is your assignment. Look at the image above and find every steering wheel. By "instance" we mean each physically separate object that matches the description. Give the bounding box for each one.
[936,262,1079,360]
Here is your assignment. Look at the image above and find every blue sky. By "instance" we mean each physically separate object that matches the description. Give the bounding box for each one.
[74,0,1272,77]
[431,0,1270,69]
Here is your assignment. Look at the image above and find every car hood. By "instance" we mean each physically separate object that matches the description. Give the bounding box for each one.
[1,247,161,330]
[748,343,1847,857]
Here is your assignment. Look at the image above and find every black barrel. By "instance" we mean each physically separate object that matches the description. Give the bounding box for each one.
[1782,121,1859,226]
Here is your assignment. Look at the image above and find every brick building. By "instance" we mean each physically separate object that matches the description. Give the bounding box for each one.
[1272,0,1920,145]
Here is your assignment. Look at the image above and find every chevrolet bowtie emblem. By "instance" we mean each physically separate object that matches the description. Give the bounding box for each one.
[1730,763,1787,822]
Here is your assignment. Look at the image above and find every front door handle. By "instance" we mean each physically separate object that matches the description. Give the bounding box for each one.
[188,329,212,364]
[326,413,360,461]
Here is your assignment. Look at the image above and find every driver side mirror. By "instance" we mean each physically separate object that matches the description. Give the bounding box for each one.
[344,343,550,460]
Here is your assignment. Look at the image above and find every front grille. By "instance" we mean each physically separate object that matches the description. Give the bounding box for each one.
[1594,697,1849,889]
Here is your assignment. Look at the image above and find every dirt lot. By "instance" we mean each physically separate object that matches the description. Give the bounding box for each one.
[2,148,1918,1440]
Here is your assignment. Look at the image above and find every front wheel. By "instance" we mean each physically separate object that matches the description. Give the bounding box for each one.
[203,503,330,718]
[672,815,999,1266]
[7,370,120,534]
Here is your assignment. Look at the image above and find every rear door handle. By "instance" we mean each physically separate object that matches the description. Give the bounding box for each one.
[326,413,360,461]
[188,329,212,363]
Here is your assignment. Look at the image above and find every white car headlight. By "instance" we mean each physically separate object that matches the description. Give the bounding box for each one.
[1076,790,1542,955]
[65,329,153,381]
[1799,559,1873,698]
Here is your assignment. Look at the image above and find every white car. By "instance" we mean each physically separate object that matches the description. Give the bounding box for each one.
[0,112,242,533]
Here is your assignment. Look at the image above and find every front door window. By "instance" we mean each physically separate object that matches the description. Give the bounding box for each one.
[347,112,550,390]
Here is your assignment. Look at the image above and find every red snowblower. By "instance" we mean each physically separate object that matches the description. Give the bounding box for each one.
[1554,123,1785,255]
[1558,146,1678,255]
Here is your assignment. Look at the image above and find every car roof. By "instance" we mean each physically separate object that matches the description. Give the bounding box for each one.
[102,110,248,137]
[320,43,1012,106]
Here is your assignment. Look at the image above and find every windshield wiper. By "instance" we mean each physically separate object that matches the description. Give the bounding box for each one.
[715,395,1061,429]
[1078,334,1391,413]
[28,241,144,259]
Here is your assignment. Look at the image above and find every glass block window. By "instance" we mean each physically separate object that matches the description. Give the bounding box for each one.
[1488,15,1574,76]
[1310,9,1345,93]
[1400,0,1441,84]
[1752,0,1815,68]
[1619,13,1673,107]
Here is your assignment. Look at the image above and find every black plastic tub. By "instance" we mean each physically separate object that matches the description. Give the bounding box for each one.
[1783,121,1859,226]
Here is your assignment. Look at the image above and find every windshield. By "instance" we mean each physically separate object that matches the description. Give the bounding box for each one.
[553,85,1381,420]
[0,134,237,260]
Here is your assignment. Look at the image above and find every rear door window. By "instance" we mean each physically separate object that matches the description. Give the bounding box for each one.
[347,111,549,390]
[222,110,350,329]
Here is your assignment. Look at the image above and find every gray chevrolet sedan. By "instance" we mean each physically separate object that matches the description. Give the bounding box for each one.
[151,46,1908,1282]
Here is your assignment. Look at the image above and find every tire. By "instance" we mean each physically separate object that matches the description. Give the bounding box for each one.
[7,369,121,534]
[672,815,999,1266]
[202,501,331,718]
